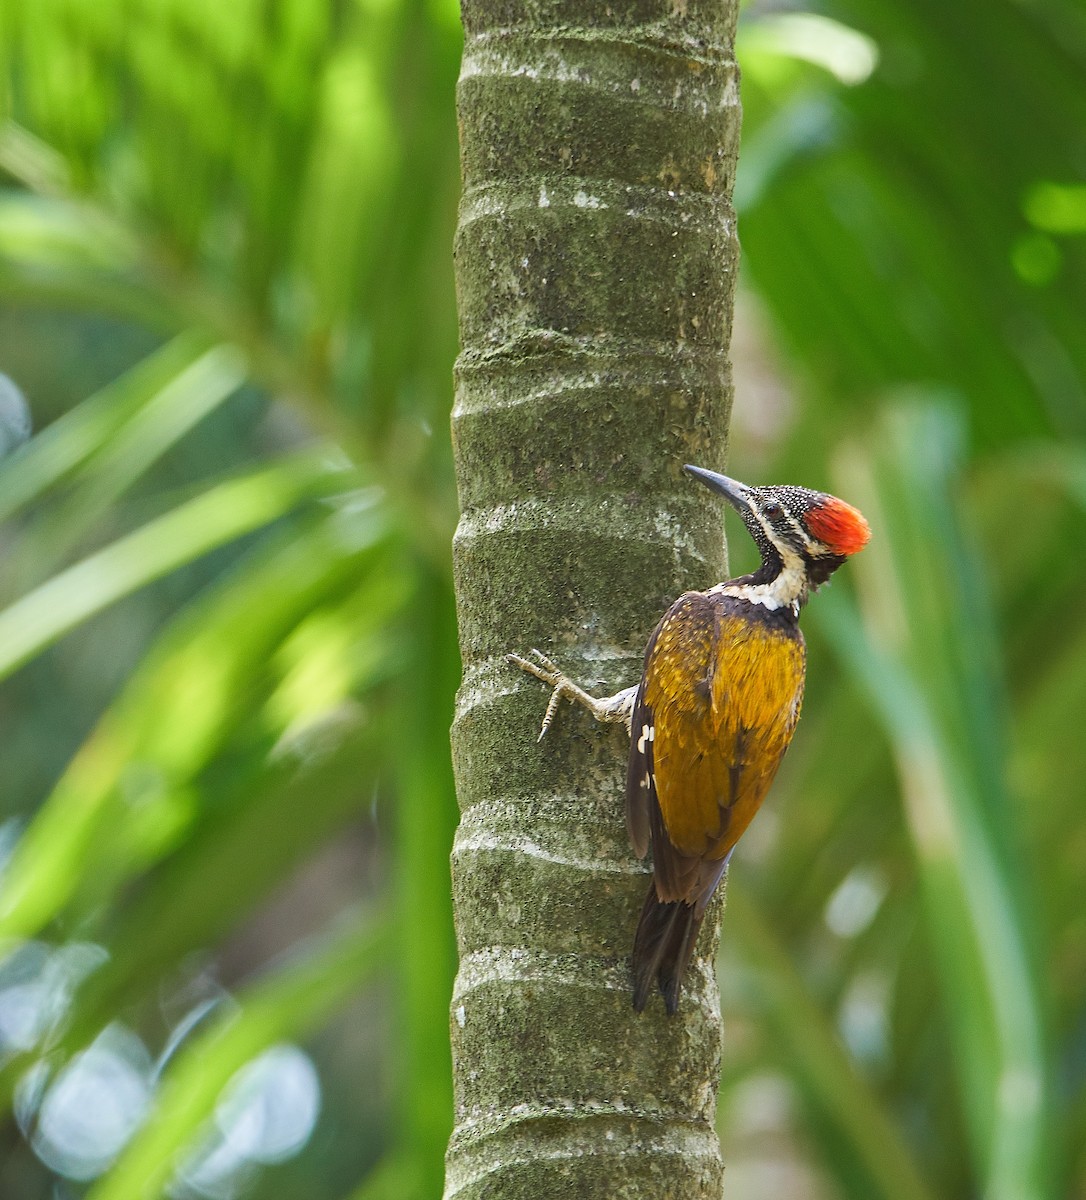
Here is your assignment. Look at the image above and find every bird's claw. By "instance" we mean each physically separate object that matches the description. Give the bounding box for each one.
[506,648,560,686]
[505,649,577,740]
[507,649,636,739]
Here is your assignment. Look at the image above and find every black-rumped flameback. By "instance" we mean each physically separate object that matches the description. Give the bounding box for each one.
[509,464,871,1014]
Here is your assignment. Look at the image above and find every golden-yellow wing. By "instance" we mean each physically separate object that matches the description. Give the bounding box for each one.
[626,591,806,909]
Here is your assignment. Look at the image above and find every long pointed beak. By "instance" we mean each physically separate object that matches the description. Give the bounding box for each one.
[683,464,752,513]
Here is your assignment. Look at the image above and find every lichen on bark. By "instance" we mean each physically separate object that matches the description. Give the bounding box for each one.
[448,2,741,1196]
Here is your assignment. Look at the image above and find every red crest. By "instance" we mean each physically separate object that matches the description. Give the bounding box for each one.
[806,497,871,557]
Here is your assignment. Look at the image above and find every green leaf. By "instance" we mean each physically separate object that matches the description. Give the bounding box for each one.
[0,331,216,524]
[819,403,1055,1200]
[86,912,391,1200]
[39,342,248,553]
[0,448,355,683]
[386,572,459,1196]
[0,504,392,943]
[725,888,936,1200]
[61,724,387,1055]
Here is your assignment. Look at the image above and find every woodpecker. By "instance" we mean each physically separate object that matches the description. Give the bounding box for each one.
[509,464,871,1014]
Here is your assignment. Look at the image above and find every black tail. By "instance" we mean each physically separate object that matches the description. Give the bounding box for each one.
[631,881,705,1015]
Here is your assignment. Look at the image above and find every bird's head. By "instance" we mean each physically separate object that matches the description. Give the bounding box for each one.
[684,464,871,606]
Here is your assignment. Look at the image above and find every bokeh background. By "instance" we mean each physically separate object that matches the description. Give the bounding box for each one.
[0,1,1084,1198]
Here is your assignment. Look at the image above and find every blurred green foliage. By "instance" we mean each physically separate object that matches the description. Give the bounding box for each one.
[0,1,1083,1198]
[1,0,461,1195]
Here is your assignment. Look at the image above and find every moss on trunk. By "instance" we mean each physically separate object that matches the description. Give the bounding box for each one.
[448,2,741,1195]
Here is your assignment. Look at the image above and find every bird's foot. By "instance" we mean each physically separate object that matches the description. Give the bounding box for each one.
[506,649,636,740]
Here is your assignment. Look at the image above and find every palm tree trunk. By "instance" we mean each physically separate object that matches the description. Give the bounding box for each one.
[447,3,741,1196]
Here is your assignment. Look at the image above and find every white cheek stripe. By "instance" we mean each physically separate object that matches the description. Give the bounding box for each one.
[755,505,803,548]
[712,503,826,611]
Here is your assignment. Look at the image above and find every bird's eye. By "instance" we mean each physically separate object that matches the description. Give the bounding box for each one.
[763,502,784,520]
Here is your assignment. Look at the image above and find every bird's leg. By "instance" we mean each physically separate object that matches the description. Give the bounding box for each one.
[506,650,637,742]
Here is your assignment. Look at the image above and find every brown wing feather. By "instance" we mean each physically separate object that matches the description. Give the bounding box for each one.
[626,594,717,902]
[630,592,806,910]
[625,678,652,859]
